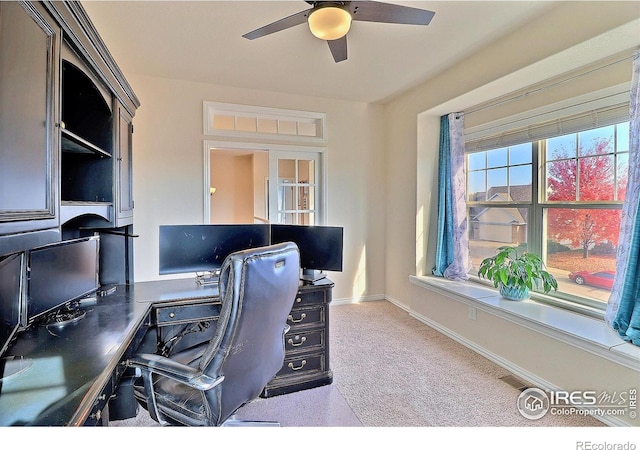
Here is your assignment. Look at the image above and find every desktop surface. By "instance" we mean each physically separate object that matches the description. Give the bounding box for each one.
[0,278,219,426]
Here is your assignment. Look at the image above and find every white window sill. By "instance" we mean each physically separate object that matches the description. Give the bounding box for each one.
[409,275,640,371]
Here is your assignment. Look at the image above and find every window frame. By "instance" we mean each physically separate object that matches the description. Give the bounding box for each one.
[203,101,326,145]
[466,121,629,316]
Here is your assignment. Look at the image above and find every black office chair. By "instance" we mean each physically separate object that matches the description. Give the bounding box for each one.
[127,242,300,426]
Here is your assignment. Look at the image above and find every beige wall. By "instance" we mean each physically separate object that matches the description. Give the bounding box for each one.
[209,152,254,224]
[128,74,386,301]
[252,151,269,223]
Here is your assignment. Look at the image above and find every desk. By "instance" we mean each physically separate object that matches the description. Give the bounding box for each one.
[0,277,333,426]
[262,278,334,397]
[0,279,219,426]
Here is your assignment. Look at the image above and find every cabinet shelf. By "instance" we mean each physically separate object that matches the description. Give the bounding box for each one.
[61,128,111,158]
[61,201,111,225]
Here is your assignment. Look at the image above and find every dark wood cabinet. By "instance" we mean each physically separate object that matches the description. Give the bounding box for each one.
[115,103,134,226]
[0,1,139,259]
[261,278,334,397]
[59,39,113,226]
[0,1,61,255]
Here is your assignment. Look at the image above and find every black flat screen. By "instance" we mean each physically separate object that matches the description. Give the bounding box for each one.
[27,236,99,323]
[159,224,270,275]
[0,253,24,356]
[270,225,343,272]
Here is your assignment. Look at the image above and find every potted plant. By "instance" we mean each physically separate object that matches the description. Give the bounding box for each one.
[477,246,558,300]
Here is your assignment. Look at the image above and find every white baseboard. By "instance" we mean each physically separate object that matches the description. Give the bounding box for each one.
[330,294,385,306]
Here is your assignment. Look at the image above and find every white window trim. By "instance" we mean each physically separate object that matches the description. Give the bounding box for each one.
[203,101,327,145]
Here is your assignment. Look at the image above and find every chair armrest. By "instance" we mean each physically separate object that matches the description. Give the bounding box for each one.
[127,353,224,391]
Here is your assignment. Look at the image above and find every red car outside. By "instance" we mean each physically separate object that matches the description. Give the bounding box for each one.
[568,270,615,290]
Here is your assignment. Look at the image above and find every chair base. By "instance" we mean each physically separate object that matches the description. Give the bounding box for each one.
[221,415,280,427]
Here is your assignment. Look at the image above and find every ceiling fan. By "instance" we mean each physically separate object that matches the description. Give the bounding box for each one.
[242,1,435,63]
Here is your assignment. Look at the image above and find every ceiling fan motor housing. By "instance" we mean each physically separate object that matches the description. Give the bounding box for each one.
[308,3,353,40]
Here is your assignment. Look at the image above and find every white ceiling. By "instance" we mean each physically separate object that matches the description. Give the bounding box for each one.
[81,1,560,104]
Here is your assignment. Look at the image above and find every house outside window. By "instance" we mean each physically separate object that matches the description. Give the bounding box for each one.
[466,121,629,312]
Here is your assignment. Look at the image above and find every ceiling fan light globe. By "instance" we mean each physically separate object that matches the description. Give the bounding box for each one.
[308,6,351,40]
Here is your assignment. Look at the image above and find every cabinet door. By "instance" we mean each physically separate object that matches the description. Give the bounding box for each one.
[115,103,134,225]
[0,1,60,254]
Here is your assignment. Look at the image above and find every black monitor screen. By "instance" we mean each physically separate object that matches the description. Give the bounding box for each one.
[0,253,24,357]
[27,236,100,323]
[270,225,343,273]
[159,224,270,275]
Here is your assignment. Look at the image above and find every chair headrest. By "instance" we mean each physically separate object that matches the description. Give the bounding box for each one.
[226,241,299,262]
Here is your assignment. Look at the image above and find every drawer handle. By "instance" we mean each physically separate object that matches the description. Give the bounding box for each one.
[288,336,307,347]
[169,312,175,318]
[295,297,302,303]
[288,360,307,371]
[288,312,306,323]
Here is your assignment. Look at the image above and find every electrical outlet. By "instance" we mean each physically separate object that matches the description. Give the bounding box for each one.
[468,306,477,320]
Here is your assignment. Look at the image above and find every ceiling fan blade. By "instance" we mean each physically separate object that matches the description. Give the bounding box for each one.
[242,9,311,40]
[327,36,348,63]
[348,1,435,26]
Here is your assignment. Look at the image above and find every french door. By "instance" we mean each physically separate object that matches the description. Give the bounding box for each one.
[204,141,325,226]
[268,150,323,225]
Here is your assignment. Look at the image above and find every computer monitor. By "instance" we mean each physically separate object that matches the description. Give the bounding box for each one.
[159,224,271,284]
[0,252,24,357]
[270,224,343,282]
[27,236,100,324]
[0,252,32,380]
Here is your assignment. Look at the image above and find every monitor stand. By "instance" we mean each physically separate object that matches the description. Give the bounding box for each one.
[41,304,87,329]
[196,270,220,286]
[0,356,33,381]
[300,269,326,284]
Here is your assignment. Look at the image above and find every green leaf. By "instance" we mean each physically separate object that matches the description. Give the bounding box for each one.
[475,245,557,295]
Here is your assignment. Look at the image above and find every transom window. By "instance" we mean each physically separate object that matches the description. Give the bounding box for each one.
[203,101,326,143]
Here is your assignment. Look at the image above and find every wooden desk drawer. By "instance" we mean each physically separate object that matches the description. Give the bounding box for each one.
[155,302,220,325]
[285,329,323,352]
[262,278,333,398]
[293,289,325,307]
[287,306,323,327]
[276,353,324,378]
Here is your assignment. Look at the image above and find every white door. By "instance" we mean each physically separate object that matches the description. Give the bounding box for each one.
[268,151,324,225]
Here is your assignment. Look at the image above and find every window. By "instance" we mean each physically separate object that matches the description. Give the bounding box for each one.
[273,154,319,225]
[203,102,326,144]
[466,121,629,310]
[203,103,327,226]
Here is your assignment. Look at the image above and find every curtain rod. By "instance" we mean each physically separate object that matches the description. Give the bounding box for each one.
[462,53,636,117]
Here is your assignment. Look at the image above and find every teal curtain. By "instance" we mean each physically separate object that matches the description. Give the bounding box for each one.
[607,52,640,345]
[433,115,453,277]
[433,113,470,279]
[611,210,640,345]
